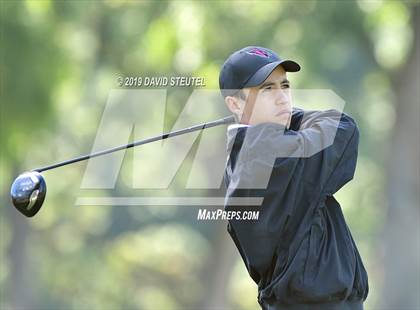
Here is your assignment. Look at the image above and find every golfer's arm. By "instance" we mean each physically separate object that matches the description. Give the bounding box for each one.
[294,109,359,192]
[243,109,358,193]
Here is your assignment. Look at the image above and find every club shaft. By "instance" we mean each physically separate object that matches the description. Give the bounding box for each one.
[33,116,235,173]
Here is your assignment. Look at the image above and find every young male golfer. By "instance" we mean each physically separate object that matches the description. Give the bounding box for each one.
[220,46,369,310]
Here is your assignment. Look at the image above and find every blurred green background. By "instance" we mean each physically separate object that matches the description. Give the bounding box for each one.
[1,1,419,309]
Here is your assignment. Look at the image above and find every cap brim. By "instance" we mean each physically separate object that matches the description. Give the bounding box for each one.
[243,60,301,88]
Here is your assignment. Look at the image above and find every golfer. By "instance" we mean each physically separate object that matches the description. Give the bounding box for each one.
[220,46,369,310]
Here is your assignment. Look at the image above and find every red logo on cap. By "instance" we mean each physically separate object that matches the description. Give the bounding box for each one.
[246,48,270,58]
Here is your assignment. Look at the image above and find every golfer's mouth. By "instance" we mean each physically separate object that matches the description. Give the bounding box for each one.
[275,110,291,117]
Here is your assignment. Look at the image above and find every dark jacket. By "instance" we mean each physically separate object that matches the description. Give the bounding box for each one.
[223,107,369,309]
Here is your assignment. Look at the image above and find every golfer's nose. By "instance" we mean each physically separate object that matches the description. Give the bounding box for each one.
[274,89,288,105]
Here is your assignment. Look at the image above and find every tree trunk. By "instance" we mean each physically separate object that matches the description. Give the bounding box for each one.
[197,221,239,309]
[378,5,419,309]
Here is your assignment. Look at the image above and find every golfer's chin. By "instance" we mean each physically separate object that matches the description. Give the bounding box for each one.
[273,112,291,128]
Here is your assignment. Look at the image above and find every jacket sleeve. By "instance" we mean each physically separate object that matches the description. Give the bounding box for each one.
[236,109,359,196]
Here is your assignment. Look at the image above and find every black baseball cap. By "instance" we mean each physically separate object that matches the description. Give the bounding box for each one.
[219,46,301,97]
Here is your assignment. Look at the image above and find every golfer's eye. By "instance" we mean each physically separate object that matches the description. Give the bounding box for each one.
[282,84,290,89]
[263,86,272,91]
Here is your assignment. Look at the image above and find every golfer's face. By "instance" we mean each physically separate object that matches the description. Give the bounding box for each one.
[243,66,292,126]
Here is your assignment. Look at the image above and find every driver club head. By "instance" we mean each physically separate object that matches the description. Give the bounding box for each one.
[10,171,47,217]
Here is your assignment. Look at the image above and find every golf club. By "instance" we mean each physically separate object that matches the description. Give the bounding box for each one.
[10,115,236,217]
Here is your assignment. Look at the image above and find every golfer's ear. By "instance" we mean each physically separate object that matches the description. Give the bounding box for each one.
[225,96,243,116]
